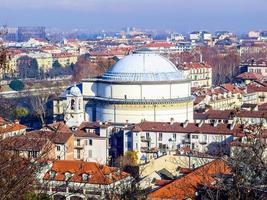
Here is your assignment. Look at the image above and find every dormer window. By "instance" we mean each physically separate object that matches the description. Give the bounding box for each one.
[50,170,56,179]
[65,172,73,181]
[82,173,90,181]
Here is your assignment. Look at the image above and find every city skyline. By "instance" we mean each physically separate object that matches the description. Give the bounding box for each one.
[0,0,267,33]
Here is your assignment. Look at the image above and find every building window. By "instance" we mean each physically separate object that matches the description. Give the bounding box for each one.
[77,149,81,159]
[77,139,80,146]
[89,139,92,146]
[28,151,38,158]
[159,133,162,141]
[136,143,138,149]
[146,132,150,139]
[57,156,61,160]
[88,150,92,158]
[71,99,75,110]
[79,99,81,110]
[57,146,61,151]
[192,135,198,139]
[124,95,127,99]
[173,134,177,141]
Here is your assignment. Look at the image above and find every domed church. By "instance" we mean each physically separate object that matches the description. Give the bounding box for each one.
[53,51,194,126]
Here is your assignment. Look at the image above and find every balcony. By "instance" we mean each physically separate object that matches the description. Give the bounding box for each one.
[182,138,190,144]
[141,147,158,153]
[141,136,151,142]
[199,140,207,145]
[74,143,83,149]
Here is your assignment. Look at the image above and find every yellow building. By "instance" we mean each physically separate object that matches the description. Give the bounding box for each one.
[27,52,53,72]
[52,53,78,67]
[178,62,212,88]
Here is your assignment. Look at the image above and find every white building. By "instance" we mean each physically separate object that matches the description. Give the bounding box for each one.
[123,121,237,162]
[72,124,109,164]
[54,51,194,125]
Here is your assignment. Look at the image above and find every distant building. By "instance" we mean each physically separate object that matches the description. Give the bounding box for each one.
[259,31,267,41]
[248,31,260,38]
[123,120,238,162]
[42,160,131,199]
[17,26,46,42]
[245,59,267,76]
[148,159,231,200]
[0,118,27,139]
[54,52,194,125]
[178,62,212,88]
[190,31,201,41]
[3,27,18,41]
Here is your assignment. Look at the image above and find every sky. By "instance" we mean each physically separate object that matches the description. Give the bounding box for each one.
[0,0,267,33]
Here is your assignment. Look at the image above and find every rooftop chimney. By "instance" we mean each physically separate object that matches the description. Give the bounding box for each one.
[183,120,189,128]
[170,118,174,125]
[213,120,218,127]
[198,120,204,127]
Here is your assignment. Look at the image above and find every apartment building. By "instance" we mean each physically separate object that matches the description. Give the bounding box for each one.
[123,120,239,162]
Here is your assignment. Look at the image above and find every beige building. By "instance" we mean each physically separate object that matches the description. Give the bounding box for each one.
[247,60,267,76]
[72,124,109,164]
[0,118,27,139]
[178,62,212,88]
[192,84,244,110]
[52,53,78,67]
[24,51,53,72]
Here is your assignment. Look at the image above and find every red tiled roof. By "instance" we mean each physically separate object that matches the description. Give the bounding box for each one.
[222,83,243,94]
[43,160,129,185]
[26,130,72,144]
[259,103,267,111]
[132,121,241,136]
[247,82,267,93]
[74,130,100,138]
[154,179,172,186]
[194,96,206,105]
[179,62,212,70]
[0,119,27,134]
[236,110,267,119]
[46,122,72,133]
[236,72,264,80]
[2,134,51,152]
[52,53,77,58]
[145,42,175,48]
[148,159,231,200]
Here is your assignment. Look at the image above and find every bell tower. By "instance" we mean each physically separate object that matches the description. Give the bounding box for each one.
[65,84,84,127]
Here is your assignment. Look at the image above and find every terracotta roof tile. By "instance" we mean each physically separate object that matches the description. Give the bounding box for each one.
[132,121,240,136]
[43,160,129,185]
[148,159,231,200]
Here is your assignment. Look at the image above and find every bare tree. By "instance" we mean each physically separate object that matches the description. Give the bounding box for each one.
[199,124,267,200]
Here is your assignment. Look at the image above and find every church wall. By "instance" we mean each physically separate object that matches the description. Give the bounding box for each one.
[142,84,170,99]
[82,81,97,96]
[171,82,191,98]
[94,102,194,123]
[111,84,141,99]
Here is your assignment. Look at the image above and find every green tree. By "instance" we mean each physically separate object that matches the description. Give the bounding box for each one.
[52,60,61,68]
[14,107,29,118]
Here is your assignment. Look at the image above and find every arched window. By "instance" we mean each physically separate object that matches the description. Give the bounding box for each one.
[71,99,75,110]
[79,99,81,110]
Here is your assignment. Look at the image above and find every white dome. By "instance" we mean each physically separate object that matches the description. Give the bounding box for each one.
[69,85,81,96]
[108,52,178,73]
[101,52,186,82]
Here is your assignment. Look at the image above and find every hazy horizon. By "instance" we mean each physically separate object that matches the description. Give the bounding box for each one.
[1,0,267,33]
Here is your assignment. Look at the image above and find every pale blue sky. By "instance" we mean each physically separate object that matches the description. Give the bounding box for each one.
[0,0,267,32]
